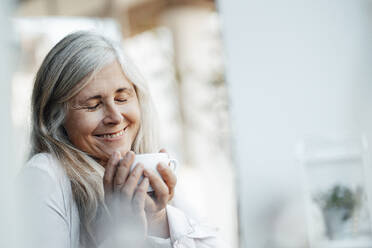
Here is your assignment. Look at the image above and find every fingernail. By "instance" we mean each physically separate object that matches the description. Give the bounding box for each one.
[143,169,149,177]
[112,151,119,158]
[124,151,133,160]
[158,163,166,170]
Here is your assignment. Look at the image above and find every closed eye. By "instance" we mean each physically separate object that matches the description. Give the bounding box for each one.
[86,103,101,110]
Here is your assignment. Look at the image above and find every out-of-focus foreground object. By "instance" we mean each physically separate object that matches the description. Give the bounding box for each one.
[218,0,372,247]
[0,0,17,247]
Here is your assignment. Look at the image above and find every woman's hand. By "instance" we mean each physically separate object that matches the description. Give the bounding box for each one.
[100,150,149,247]
[98,149,177,242]
[144,148,177,238]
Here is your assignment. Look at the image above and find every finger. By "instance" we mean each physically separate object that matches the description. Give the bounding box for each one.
[114,152,134,193]
[132,177,149,214]
[114,163,130,193]
[144,193,156,213]
[121,163,144,200]
[143,168,169,210]
[103,151,121,197]
[157,163,177,201]
[121,151,135,169]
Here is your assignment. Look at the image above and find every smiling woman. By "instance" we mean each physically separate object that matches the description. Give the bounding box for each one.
[18,31,223,248]
[64,61,141,162]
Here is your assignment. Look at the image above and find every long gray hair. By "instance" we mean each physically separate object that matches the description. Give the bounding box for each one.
[30,31,159,247]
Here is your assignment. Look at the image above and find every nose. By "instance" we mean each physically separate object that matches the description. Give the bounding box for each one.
[103,103,123,125]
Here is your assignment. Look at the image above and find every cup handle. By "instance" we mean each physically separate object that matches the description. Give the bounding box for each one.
[169,159,178,172]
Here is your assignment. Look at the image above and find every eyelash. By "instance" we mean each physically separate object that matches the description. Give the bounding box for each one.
[86,104,100,110]
[85,99,127,111]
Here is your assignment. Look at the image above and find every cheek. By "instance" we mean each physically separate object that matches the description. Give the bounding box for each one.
[65,112,100,143]
[121,101,141,125]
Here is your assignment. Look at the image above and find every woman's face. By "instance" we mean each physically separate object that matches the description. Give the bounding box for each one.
[64,60,141,163]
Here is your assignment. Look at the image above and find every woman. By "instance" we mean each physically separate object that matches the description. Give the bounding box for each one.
[19,31,222,248]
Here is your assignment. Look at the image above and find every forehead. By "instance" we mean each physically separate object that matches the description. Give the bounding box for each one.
[75,60,134,99]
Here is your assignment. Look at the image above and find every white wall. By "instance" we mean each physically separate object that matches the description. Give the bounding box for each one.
[218,1,372,247]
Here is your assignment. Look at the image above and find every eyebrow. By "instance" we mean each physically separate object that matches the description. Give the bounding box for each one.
[80,87,132,103]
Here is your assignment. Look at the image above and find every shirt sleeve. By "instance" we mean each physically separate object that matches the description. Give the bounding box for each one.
[146,205,227,248]
[17,166,72,248]
[146,236,172,248]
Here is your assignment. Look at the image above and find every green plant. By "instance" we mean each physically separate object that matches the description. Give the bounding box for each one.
[314,185,362,221]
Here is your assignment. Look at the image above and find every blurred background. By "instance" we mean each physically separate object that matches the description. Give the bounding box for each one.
[2,0,372,248]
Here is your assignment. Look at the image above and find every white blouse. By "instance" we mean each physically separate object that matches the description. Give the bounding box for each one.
[18,153,224,248]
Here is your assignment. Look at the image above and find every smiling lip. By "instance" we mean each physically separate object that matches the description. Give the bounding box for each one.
[94,127,127,140]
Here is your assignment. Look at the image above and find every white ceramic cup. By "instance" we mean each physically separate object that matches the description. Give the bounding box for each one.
[130,153,178,192]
